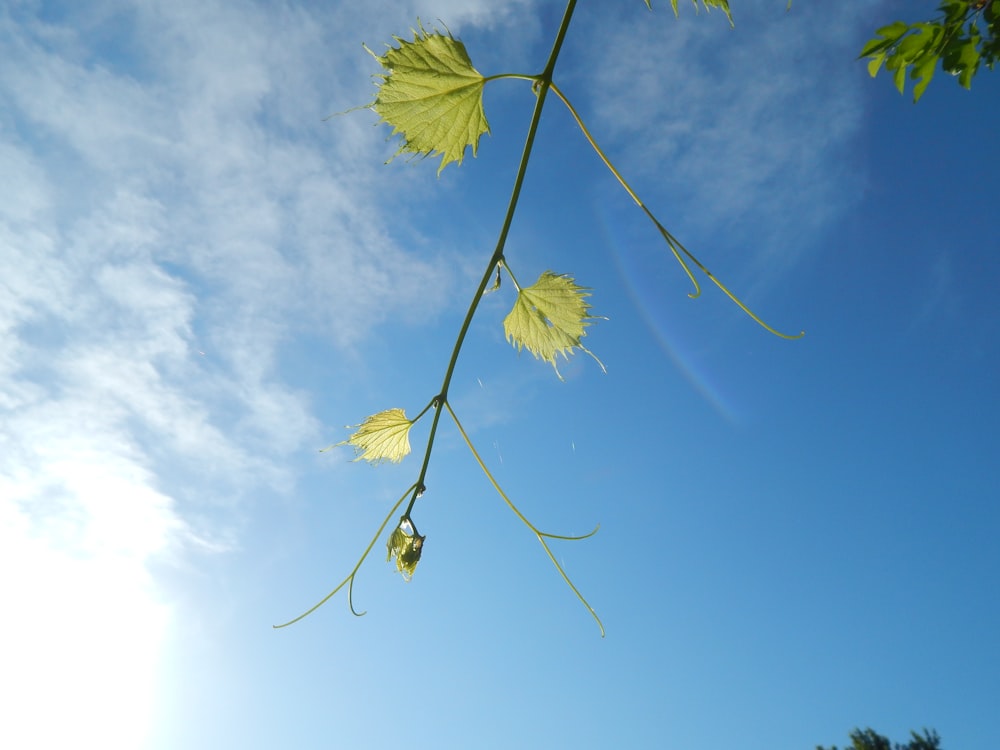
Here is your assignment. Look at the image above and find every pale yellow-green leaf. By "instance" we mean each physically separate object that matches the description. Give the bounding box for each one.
[386,521,424,580]
[339,408,413,464]
[503,271,602,378]
[367,23,489,175]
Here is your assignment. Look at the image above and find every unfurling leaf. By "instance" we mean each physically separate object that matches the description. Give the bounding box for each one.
[387,519,425,580]
[503,271,604,379]
[338,408,414,464]
[366,22,489,175]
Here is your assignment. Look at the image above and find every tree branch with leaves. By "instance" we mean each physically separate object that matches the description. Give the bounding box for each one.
[817,727,942,750]
[861,0,999,100]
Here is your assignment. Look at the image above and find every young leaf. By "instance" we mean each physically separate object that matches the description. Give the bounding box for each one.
[503,271,603,378]
[386,519,425,580]
[366,22,489,175]
[338,408,414,464]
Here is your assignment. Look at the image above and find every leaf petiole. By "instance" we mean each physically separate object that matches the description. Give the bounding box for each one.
[499,258,521,292]
[482,73,542,86]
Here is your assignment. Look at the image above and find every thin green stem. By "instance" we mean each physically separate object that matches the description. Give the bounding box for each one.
[411,397,437,424]
[402,0,580,520]
[547,82,803,340]
[273,483,417,628]
[499,258,522,291]
[482,73,542,85]
[445,400,604,637]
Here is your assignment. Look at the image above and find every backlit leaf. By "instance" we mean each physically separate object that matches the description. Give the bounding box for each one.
[338,408,414,464]
[386,519,425,580]
[366,23,489,175]
[860,2,997,100]
[867,51,887,77]
[911,53,939,100]
[893,60,907,93]
[503,271,602,379]
[954,35,983,88]
[875,21,910,43]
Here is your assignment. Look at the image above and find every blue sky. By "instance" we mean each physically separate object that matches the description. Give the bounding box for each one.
[2,1,998,748]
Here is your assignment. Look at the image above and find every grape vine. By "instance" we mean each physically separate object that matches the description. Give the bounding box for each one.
[274,0,800,637]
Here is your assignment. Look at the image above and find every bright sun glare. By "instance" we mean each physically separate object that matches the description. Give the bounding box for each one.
[0,462,175,749]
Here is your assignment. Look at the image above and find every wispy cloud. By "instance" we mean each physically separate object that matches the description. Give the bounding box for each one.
[570,2,881,269]
[0,0,537,745]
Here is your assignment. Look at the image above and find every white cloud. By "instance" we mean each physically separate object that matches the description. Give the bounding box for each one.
[0,0,541,745]
[571,1,880,271]
[0,490,170,749]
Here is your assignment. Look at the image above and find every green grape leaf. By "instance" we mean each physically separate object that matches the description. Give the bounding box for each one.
[337,408,414,464]
[366,22,489,175]
[503,271,603,379]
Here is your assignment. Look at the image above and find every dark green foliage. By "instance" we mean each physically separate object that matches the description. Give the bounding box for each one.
[905,729,944,750]
[860,0,999,100]
[817,727,942,750]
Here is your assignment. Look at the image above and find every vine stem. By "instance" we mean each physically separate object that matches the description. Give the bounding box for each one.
[444,400,604,637]
[482,73,540,86]
[546,82,803,340]
[273,483,418,628]
[402,0,580,520]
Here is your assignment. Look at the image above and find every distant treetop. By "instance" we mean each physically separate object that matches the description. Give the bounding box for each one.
[817,727,942,750]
